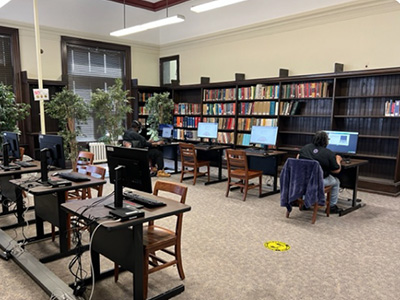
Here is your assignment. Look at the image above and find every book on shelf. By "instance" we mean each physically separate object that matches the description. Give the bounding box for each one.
[385,100,400,116]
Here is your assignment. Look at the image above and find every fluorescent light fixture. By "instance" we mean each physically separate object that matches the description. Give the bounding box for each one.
[397,0,400,3]
[110,15,185,37]
[191,0,247,13]
[0,0,11,9]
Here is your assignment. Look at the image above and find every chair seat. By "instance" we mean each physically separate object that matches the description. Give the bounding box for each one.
[230,169,263,179]
[182,160,210,168]
[144,225,176,250]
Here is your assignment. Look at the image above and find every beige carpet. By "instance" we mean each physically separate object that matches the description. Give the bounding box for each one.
[1,166,400,300]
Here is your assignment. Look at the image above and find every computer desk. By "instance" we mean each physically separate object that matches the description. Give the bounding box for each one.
[235,150,287,197]
[158,141,180,174]
[0,160,41,229]
[61,193,191,300]
[9,172,106,262]
[337,158,368,216]
[194,144,230,185]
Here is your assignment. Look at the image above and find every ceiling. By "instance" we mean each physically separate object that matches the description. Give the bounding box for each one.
[109,0,191,11]
[0,0,393,46]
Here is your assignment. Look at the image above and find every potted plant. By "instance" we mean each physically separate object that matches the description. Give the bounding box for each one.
[90,78,132,145]
[45,87,90,169]
[0,83,30,134]
[145,92,174,140]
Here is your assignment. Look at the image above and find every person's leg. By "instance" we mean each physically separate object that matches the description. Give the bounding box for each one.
[323,175,340,207]
[148,149,164,170]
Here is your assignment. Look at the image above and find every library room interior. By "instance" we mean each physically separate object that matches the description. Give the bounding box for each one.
[1,0,400,299]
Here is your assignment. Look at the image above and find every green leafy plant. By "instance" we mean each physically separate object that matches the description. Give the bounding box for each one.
[0,83,30,134]
[90,78,132,144]
[145,92,174,140]
[45,88,90,168]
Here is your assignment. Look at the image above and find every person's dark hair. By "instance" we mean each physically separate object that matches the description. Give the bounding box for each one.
[131,120,142,130]
[312,131,329,147]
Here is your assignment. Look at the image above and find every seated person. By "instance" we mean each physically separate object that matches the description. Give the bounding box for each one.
[123,120,170,177]
[298,131,342,213]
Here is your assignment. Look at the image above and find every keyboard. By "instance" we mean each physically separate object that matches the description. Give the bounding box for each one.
[15,161,36,167]
[123,191,166,208]
[58,172,91,182]
[245,148,269,155]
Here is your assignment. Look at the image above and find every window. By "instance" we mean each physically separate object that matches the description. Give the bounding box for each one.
[0,26,21,91]
[61,37,131,142]
[160,55,179,86]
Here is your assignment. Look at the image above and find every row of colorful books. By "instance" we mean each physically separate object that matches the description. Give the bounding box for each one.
[173,129,199,141]
[384,100,400,116]
[174,116,201,128]
[138,92,153,102]
[281,81,330,99]
[174,103,201,115]
[238,84,280,100]
[237,118,277,131]
[237,101,278,115]
[217,132,234,144]
[202,117,236,130]
[203,88,236,101]
[280,101,301,115]
[203,103,236,115]
[138,106,149,115]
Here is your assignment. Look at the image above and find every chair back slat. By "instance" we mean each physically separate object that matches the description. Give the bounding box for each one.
[226,149,248,171]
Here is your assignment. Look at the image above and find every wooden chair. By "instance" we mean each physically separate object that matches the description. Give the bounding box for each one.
[74,151,95,172]
[225,149,263,201]
[114,180,188,299]
[179,142,210,185]
[280,158,332,224]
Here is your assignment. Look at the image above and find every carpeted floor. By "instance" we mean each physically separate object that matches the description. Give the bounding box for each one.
[1,164,400,300]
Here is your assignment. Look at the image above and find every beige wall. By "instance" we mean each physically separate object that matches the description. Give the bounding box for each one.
[6,21,161,86]
[6,7,400,87]
[161,9,400,85]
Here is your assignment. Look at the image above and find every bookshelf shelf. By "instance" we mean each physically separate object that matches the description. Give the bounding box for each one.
[169,67,400,195]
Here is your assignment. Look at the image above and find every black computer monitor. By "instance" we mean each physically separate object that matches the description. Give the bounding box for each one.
[197,122,218,143]
[249,126,278,150]
[106,145,152,208]
[159,124,174,139]
[325,130,359,154]
[39,134,66,183]
[2,132,20,166]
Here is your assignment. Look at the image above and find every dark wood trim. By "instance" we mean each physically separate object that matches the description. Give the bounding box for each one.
[60,36,131,92]
[160,55,180,87]
[110,0,189,11]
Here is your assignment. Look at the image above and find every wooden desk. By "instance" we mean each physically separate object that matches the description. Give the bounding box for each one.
[10,172,106,261]
[0,160,41,228]
[242,150,286,197]
[195,144,230,185]
[337,158,368,216]
[62,193,191,300]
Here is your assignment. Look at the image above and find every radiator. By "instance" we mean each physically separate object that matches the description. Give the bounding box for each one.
[89,142,107,163]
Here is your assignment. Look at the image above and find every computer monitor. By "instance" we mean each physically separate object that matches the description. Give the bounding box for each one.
[249,126,278,149]
[106,145,152,208]
[159,124,174,139]
[325,130,359,154]
[2,131,20,164]
[39,134,66,183]
[197,122,218,142]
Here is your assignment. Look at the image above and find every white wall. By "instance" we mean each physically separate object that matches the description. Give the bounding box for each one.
[160,9,400,84]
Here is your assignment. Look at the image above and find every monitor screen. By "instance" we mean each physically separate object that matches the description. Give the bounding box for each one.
[39,134,66,169]
[197,122,218,139]
[2,131,20,160]
[159,124,174,139]
[106,145,152,194]
[249,126,278,146]
[325,131,359,154]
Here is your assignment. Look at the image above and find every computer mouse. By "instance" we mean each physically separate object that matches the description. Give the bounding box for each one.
[53,172,59,176]
[27,183,33,188]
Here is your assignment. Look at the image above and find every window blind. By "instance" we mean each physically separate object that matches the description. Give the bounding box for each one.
[66,44,126,141]
[0,34,14,87]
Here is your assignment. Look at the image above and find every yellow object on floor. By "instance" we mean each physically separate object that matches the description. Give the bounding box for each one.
[157,170,171,177]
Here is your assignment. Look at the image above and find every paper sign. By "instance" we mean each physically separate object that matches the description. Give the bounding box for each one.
[33,88,49,101]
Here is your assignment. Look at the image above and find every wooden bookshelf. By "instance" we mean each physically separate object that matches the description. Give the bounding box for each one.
[131,79,170,137]
[170,67,400,195]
